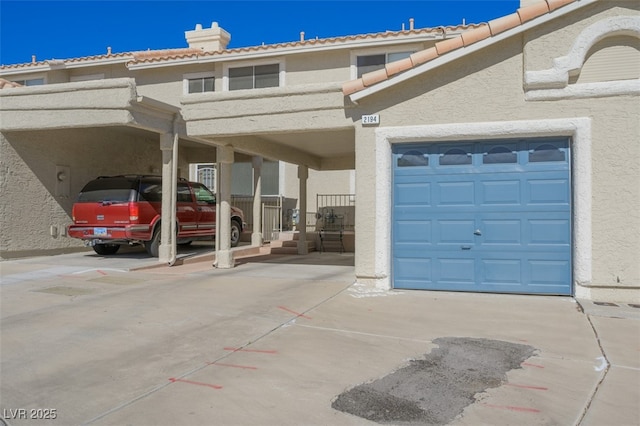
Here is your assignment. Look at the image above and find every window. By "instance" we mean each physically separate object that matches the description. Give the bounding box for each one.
[529,144,566,162]
[398,150,429,167]
[483,146,517,164]
[357,51,413,78]
[177,183,193,202]
[188,76,214,94]
[12,78,44,86]
[229,64,279,90]
[196,164,216,191]
[70,74,105,82]
[183,72,215,94]
[192,183,216,203]
[440,148,472,166]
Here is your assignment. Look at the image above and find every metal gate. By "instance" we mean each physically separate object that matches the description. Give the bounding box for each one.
[392,138,572,295]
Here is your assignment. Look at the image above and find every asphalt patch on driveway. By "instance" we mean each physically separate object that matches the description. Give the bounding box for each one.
[332,337,536,425]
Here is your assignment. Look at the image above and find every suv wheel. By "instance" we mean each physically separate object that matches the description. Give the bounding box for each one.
[93,244,120,255]
[230,220,241,248]
[144,227,161,257]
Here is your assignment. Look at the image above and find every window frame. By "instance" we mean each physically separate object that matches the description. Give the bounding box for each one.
[183,71,216,95]
[10,74,47,86]
[70,73,105,82]
[222,58,285,91]
[350,47,416,79]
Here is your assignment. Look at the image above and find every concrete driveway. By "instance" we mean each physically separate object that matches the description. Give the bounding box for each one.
[1,251,638,425]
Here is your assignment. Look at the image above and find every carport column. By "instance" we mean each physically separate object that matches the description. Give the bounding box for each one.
[297,165,308,255]
[252,156,263,246]
[159,132,176,263]
[215,145,234,268]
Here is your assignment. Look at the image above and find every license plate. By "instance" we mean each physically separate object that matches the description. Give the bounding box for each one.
[93,227,108,237]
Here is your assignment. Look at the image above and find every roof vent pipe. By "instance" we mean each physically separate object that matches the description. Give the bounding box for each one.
[300,31,305,41]
[31,55,36,63]
[409,18,414,30]
[107,46,112,55]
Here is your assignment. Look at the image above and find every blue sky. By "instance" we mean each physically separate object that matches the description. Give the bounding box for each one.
[0,1,519,66]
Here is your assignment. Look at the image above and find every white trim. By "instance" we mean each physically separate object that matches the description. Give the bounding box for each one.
[222,57,285,91]
[525,16,640,90]
[372,118,592,294]
[349,0,598,103]
[526,79,640,101]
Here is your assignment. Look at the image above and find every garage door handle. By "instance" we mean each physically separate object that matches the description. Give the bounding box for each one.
[461,246,472,250]
[473,229,482,236]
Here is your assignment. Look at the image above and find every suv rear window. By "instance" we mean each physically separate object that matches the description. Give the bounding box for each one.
[139,182,163,202]
[77,177,135,203]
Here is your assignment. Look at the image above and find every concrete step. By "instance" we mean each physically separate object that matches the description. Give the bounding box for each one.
[270,240,316,255]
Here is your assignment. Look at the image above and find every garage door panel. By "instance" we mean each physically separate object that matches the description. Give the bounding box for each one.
[438,181,475,206]
[395,182,431,205]
[481,259,522,285]
[480,180,521,205]
[528,259,571,286]
[396,220,431,243]
[438,258,475,284]
[394,257,432,284]
[480,219,522,245]
[529,219,571,245]
[392,138,571,295]
[527,178,570,205]
[438,219,475,244]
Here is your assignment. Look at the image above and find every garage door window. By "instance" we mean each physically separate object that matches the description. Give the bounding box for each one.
[529,143,566,162]
[398,150,429,167]
[440,148,472,165]
[483,146,517,164]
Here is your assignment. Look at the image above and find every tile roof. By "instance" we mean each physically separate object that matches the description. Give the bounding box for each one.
[342,0,578,96]
[0,24,483,70]
[129,24,485,66]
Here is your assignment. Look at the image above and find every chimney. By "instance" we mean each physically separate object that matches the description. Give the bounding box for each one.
[185,22,231,52]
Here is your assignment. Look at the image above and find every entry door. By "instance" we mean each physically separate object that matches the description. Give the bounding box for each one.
[392,139,571,295]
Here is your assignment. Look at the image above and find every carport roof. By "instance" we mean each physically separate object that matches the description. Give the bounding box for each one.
[342,0,583,101]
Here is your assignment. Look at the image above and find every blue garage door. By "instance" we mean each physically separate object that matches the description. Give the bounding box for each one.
[392,139,571,295]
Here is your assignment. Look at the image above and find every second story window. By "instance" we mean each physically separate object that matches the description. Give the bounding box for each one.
[229,64,279,90]
[12,77,45,86]
[183,72,215,94]
[356,51,413,78]
[188,76,214,94]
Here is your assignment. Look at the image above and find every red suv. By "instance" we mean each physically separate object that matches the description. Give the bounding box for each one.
[68,175,244,256]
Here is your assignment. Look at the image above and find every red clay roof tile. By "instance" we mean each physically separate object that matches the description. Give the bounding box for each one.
[547,0,576,11]
[342,78,366,96]
[410,47,439,66]
[362,68,389,87]
[517,1,551,23]
[461,25,492,47]
[435,36,465,55]
[386,57,413,77]
[488,13,523,36]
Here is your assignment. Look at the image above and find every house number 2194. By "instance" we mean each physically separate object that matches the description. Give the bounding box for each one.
[362,114,380,125]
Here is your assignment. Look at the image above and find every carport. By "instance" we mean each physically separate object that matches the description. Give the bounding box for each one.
[0,77,358,267]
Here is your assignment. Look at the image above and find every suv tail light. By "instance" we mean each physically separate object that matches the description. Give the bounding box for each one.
[129,202,139,222]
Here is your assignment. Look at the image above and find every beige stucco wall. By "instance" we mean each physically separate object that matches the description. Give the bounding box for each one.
[0,128,191,258]
[352,1,640,302]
